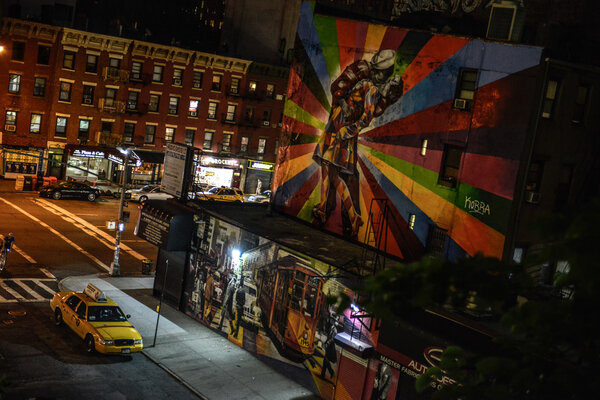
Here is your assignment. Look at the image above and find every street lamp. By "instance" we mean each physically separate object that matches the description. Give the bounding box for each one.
[109,146,130,277]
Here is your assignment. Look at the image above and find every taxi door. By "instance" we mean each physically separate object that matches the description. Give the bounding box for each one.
[62,294,82,331]
[72,301,89,338]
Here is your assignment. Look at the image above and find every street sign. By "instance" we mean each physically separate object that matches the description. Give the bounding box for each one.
[107,220,116,231]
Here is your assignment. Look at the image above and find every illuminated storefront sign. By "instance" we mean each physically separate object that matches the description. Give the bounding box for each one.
[248,160,274,171]
[72,149,105,158]
[200,156,240,168]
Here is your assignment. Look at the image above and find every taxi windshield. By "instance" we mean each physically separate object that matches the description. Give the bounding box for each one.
[207,187,220,194]
[87,306,127,322]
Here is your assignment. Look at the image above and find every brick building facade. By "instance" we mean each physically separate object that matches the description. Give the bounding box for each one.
[0,18,287,193]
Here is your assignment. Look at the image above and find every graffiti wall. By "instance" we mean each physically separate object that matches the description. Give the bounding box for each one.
[183,215,374,398]
[272,2,543,261]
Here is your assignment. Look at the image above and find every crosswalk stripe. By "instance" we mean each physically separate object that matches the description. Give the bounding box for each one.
[0,281,27,300]
[36,280,57,295]
[13,280,45,300]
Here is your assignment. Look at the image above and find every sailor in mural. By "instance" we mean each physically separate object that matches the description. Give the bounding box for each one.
[313,49,404,237]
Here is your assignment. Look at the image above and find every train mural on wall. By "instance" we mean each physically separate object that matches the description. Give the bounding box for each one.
[183,215,369,398]
[272,2,543,262]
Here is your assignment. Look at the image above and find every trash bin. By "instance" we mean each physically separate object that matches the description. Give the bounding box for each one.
[23,176,33,191]
[141,259,153,275]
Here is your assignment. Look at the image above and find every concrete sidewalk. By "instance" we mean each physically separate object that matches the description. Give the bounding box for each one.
[59,274,319,400]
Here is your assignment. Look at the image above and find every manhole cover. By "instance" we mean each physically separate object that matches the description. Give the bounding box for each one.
[8,310,27,317]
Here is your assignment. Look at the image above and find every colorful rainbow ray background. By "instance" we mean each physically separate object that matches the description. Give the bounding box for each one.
[273,2,543,261]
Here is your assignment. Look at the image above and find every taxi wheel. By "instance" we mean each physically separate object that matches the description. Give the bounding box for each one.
[54,309,64,326]
[52,191,62,200]
[85,334,96,353]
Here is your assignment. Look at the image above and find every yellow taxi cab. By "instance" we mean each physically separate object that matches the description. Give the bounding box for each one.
[50,283,143,355]
[197,186,245,202]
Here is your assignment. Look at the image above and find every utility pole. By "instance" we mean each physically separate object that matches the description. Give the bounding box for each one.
[110,148,130,277]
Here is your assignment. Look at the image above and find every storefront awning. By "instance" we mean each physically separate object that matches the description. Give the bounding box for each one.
[133,150,165,164]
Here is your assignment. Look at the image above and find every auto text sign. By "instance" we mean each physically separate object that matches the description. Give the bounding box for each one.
[162,143,188,198]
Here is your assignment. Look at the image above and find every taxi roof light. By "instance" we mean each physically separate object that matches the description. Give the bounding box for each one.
[84,283,108,303]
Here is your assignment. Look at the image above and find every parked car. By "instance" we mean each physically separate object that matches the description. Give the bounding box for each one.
[247,190,271,203]
[126,185,174,203]
[39,181,100,201]
[197,186,245,202]
[50,283,143,354]
[91,180,131,199]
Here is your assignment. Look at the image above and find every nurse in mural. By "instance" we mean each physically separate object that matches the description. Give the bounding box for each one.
[312,49,404,237]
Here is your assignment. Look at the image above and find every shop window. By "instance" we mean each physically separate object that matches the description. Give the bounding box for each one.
[572,85,590,124]
[262,108,271,126]
[438,145,463,188]
[266,83,275,98]
[168,96,180,115]
[37,45,50,65]
[212,74,222,91]
[55,116,68,138]
[453,68,478,111]
[149,94,160,112]
[63,50,76,70]
[207,101,218,119]
[189,99,199,117]
[152,64,164,83]
[30,113,42,134]
[8,74,21,94]
[5,110,17,128]
[78,119,90,142]
[249,80,257,93]
[257,138,267,158]
[82,85,95,105]
[222,133,232,152]
[230,77,240,94]
[34,77,46,97]
[58,81,72,102]
[12,41,25,62]
[145,125,156,144]
[173,68,184,86]
[127,91,139,110]
[240,136,249,152]
[131,61,143,81]
[541,79,559,119]
[184,129,195,146]
[203,131,214,151]
[165,127,175,143]
[123,123,135,143]
[225,104,237,122]
[86,54,98,73]
[193,71,203,89]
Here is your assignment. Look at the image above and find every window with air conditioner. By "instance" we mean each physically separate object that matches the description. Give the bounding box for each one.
[524,160,543,204]
[207,101,218,119]
[123,123,135,143]
[230,78,240,94]
[262,108,271,126]
[184,129,195,146]
[222,133,232,152]
[453,68,478,110]
[203,131,214,150]
[257,138,267,156]
[5,111,17,129]
[63,50,76,70]
[127,91,139,110]
[189,99,199,117]
[165,127,175,143]
[149,94,160,112]
[152,65,164,83]
[226,104,237,122]
[173,68,184,86]
[240,136,249,152]
[82,85,95,105]
[168,96,180,115]
[86,54,98,73]
[486,1,525,42]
